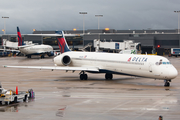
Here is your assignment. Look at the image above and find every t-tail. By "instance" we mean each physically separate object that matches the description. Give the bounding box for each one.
[17,27,25,46]
[56,31,71,53]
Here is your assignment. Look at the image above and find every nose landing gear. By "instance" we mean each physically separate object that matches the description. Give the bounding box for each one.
[164,80,171,87]
[105,73,113,80]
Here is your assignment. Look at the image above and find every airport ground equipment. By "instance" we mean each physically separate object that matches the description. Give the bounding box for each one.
[168,48,180,57]
[0,51,10,57]
[0,86,34,105]
[94,39,141,53]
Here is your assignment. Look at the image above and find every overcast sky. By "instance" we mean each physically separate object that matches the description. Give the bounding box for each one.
[0,0,180,34]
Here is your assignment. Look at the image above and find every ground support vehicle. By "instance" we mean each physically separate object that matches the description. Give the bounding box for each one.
[168,48,180,57]
[0,88,35,105]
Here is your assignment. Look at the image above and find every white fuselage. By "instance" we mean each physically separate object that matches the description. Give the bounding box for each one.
[54,51,178,80]
[19,44,53,55]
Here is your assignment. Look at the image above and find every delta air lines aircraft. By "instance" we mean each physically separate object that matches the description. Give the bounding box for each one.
[17,27,54,58]
[4,31,178,87]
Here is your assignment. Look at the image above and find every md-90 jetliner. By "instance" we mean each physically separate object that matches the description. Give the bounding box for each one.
[17,27,54,58]
[4,31,178,87]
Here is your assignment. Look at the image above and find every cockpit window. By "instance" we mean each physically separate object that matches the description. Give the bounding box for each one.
[162,62,166,64]
[155,61,171,65]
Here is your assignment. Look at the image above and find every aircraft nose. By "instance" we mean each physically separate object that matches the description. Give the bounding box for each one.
[168,67,178,79]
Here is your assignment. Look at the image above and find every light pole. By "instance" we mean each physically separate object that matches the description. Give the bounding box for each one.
[174,11,180,34]
[79,12,87,34]
[2,16,9,34]
[95,15,103,29]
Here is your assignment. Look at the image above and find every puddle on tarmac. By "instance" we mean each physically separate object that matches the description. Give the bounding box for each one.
[0,105,19,112]
[58,86,110,90]
[62,95,71,97]
[0,98,34,112]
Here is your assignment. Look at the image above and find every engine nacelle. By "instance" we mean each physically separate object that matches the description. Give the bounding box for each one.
[54,55,71,66]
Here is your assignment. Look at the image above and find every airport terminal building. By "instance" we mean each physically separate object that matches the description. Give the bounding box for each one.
[1,29,180,55]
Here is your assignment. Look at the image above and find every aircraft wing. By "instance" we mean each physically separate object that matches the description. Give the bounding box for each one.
[3,65,99,72]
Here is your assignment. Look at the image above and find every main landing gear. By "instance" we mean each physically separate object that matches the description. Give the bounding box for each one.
[27,55,31,58]
[79,72,113,80]
[105,73,113,80]
[164,80,171,87]
[41,55,45,59]
[79,71,88,80]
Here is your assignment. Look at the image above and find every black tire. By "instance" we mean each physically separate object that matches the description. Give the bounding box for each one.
[109,74,113,79]
[23,95,27,102]
[41,55,44,59]
[5,101,9,105]
[29,92,32,98]
[14,97,18,103]
[27,55,31,58]
[105,73,108,79]
[80,74,84,80]
[164,82,170,87]
[84,74,88,80]
[105,73,113,80]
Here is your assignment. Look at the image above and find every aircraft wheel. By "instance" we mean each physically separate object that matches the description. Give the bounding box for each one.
[80,74,88,80]
[164,81,170,87]
[80,74,84,80]
[41,55,44,59]
[105,73,113,80]
[84,74,88,80]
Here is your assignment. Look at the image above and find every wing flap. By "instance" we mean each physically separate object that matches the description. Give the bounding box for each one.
[3,65,99,72]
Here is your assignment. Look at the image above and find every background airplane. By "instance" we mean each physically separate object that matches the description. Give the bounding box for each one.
[4,31,178,87]
[17,27,54,58]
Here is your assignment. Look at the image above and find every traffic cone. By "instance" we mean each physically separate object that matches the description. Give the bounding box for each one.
[16,86,18,95]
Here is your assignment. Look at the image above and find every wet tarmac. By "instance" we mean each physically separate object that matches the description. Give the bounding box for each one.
[0,56,180,120]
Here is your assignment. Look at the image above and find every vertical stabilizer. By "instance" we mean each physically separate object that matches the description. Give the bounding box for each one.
[56,31,71,53]
[17,27,24,46]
